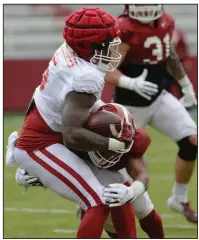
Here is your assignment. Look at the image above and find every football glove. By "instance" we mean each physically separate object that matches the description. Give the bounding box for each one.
[118,69,158,100]
[103,183,136,207]
[15,167,44,190]
[103,181,145,207]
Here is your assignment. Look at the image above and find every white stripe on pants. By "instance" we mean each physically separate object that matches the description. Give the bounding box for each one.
[14,143,126,211]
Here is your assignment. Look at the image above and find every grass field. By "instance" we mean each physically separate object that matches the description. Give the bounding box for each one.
[4,114,198,238]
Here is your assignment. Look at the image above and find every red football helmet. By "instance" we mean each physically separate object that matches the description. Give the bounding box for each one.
[63,8,121,71]
[88,103,136,169]
[124,4,162,23]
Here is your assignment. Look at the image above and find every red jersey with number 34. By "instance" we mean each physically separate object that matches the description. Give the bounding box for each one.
[117,11,175,66]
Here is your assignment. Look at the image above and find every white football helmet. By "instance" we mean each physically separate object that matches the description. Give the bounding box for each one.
[126,4,163,24]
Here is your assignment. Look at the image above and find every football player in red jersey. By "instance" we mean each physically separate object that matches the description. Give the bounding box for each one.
[105,4,197,229]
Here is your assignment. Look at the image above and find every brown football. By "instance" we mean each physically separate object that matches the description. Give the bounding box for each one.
[86,110,122,138]
[83,110,126,169]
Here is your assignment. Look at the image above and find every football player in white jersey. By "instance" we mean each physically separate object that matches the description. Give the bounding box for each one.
[5,8,142,238]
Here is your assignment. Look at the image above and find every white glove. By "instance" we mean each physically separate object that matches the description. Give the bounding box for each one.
[103,183,136,207]
[179,75,197,108]
[118,69,158,100]
[15,167,43,187]
[103,181,145,207]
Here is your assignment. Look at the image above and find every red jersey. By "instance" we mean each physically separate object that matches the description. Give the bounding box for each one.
[117,11,175,66]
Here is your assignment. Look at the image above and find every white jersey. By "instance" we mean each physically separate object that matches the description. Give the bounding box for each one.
[34,42,105,132]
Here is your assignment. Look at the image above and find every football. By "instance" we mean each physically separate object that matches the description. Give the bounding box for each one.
[86,110,122,138]
[85,108,127,169]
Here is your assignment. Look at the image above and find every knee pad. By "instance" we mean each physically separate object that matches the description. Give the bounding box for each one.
[177,136,197,161]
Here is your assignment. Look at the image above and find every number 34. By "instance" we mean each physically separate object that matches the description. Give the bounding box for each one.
[143,33,171,64]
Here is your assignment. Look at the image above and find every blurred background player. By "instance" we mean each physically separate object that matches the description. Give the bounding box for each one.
[105,4,197,223]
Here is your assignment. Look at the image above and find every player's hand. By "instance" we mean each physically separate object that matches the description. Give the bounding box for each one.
[131,69,158,100]
[118,117,135,143]
[180,84,197,108]
[15,167,43,187]
[103,183,136,207]
[119,69,158,100]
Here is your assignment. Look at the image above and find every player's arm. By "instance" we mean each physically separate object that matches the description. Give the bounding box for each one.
[61,91,125,152]
[103,156,148,207]
[103,129,150,207]
[105,42,157,100]
[166,43,197,107]
[126,155,148,191]
[166,42,186,80]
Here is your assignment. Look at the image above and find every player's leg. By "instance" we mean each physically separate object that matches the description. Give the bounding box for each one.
[103,190,164,239]
[13,144,110,238]
[133,192,164,238]
[150,90,197,223]
[123,175,164,239]
[82,161,137,238]
[92,165,163,239]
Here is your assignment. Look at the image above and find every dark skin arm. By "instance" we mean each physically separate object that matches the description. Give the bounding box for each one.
[61,91,109,151]
[166,43,186,81]
[126,155,148,190]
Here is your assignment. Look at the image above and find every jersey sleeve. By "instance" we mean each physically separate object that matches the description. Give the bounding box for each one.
[72,68,105,99]
[129,128,151,158]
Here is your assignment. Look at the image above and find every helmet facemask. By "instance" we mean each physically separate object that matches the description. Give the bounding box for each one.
[88,139,133,169]
[128,4,162,23]
[90,37,121,72]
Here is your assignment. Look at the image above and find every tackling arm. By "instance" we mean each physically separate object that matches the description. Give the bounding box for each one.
[103,156,148,207]
[126,155,148,191]
[62,91,125,152]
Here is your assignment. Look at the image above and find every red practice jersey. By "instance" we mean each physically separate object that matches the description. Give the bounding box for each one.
[117,11,175,66]
[114,12,176,107]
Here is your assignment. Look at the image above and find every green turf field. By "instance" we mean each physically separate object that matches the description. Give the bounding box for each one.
[4,114,198,238]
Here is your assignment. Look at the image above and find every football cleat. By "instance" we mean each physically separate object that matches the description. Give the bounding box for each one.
[168,196,197,224]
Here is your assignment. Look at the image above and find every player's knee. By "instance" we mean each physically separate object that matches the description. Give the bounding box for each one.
[189,135,197,146]
[177,136,198,161]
